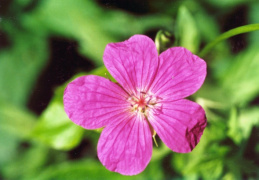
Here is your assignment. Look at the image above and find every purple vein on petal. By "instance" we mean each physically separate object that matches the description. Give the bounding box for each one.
[149,50,185,92]
[116,116,138,165]
[83,109,129,122]
[151,116,185,151]
[118,51,137,94]
[82,82,129,99]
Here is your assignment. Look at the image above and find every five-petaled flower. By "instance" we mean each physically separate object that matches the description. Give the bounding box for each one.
[64,35,207,175]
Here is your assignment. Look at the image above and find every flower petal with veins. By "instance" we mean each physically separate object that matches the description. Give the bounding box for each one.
[103,35,159,95]
[64,75,129,129]
[98,113,152,175]
[149,99,206,153]
[150,47,206,100]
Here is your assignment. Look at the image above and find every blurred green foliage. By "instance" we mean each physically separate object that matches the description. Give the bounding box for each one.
[0,0,259,179]
[176,6,200,53]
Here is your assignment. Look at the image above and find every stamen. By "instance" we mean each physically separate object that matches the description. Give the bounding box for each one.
[153,134,158,147]
[105,73,111,81]
[128,91,161,116]
[149,123,158,147]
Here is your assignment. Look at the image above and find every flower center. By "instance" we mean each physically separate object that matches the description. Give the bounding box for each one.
[127,91,162,147]
[128,92,158,115]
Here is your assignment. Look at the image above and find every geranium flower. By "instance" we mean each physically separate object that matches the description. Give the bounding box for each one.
[64,35,207,175]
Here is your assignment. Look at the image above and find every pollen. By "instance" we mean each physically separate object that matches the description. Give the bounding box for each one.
[128,91,159,116]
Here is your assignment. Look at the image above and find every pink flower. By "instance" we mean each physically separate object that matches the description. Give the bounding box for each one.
[64,35,207,175]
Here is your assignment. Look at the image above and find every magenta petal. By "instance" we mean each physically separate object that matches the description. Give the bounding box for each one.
[97,113,152,175]
[103,35,159,95]
[150,47,206,100]
[149,99,207,153]
[63,75,129,129]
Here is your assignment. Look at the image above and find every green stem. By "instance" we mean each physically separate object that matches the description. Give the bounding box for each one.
[199,24,259,57]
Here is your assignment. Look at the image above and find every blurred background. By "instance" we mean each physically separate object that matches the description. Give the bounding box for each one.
[0,0,259,179]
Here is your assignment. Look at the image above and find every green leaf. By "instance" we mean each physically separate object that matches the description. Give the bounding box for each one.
[199,24,259,57]
[0,131,20,168]
[176,6,200,53]
[2,143,49,180]
[0,100,36,138]
[172,145,227,179]
[181,143,230,179]
[10,0,33,9]
[32,100,84,150]
[224,156,257,180]
[35,159,164,180]
[193,7,230,58]
[151,143,171,162]
[35,160,121,180]
[228,107,259,154]
[227,107,242,144]
[221,45,259,106]
[0,23,48,107]
[238,107,259,140]
[194,10,220,43]
[23,0,116,65]
[23,0,172,66]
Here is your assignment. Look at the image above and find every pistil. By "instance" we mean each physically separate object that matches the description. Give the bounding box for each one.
[127,91,161,146]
